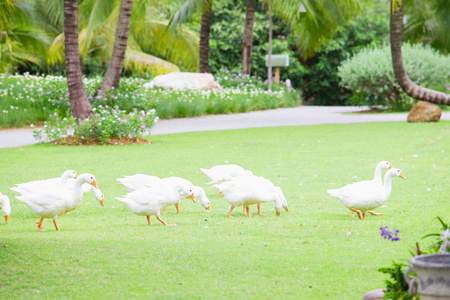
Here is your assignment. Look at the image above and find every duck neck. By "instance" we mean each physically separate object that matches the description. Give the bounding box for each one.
[72,177,85,204]
[1,197,10,213]
[373,165,383,185]
[382,173,394,198]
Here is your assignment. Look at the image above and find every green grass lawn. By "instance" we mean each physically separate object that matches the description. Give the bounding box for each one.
[0,121,449,299]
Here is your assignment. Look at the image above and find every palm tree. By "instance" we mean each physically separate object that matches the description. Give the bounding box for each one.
[63,0,92,119]
[199,0,212,73]
[171,0,211,73]
[241,0,256,75]
[99,0,134,93]
[390,0,450,105]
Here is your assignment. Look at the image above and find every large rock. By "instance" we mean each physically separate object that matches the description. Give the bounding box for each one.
[407,101,442,122]
[362,288,386,300]
[143,72,222,91]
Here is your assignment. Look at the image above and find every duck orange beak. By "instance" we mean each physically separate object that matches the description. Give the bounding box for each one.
[190,193,196,202]
[99,199,104,207]
[218,192,223,196]
[389,164,393,169]
[92,180,98,189]
[400,173,406,180]
[206,206,211,211]
[5,215,9,223]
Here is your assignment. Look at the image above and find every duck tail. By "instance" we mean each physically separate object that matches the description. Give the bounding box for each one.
[115,197,127,203]
[10,186,25,194]
[327,189,340,197]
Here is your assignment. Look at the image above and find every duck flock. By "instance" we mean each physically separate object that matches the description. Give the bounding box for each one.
[0,161,405,231]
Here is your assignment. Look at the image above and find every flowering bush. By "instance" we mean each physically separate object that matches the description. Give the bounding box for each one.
[33,106,158,145]
[214,67,292,91]
[378,217,450,300]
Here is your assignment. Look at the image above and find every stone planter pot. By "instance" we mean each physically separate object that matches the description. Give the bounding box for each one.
[405,254,450,300]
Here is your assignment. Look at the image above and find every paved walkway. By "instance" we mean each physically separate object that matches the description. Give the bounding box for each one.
[1,106,449,148]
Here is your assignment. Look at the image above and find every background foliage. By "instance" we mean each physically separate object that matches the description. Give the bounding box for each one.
[338,43,450,110]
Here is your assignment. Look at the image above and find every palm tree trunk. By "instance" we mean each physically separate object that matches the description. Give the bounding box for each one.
[242,0,256,75]
[390,1,450,105]
[199,0,212,73]
[267,4,273,91]
[99,0,134,93]
[64,0,92,119]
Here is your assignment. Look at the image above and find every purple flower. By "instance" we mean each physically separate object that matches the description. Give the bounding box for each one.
[240,82,244,86]
[96,95,102,99]
[98,89,102,93]
[380,226,400,241]
[446,86,450,91]
[65,93,70,97]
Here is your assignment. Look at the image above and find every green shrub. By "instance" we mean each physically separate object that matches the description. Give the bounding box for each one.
[0,73,301,129]
[338,43,450,111]
[33,106,158,145]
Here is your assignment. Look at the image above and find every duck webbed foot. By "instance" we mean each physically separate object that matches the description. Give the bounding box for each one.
[367,211,384,216]
[36,217,45,231]
[348,205,364,220]
[157,216,177,226]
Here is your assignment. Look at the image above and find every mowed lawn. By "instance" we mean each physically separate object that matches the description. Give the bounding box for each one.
[0,121,449,299]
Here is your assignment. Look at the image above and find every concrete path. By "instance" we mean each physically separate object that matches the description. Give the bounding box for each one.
[1,106,449,148]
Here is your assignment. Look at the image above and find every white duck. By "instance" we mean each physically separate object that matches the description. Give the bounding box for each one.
[0,192,11,223]
[117,174,161,192]
[200,164,253,184]
[115,182,195,226]
[164,185,211,214]
[337,161,393,217]
[118,175,197,214]
[14,170,78,193]
[10,173,99,231]
[327,168,406,220]
[214,176,288,217]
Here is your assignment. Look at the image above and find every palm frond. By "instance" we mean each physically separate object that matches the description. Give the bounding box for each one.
[124,49,180,77]
[169,0,206,33]
[134,20,199,72]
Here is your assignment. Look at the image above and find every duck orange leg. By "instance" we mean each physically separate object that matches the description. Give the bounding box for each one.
[36,217,45,231]
[53,219,60,231]
[242,205,246,215]
[227,204,235,217]
[350,211,355,217]
[246,206,252,218]
[156,216,177,226]
[175,203,180,214]
[367,211,384,216]
[147,215,152,225]
[348,205,363,220]
[257,204,261,215]
[163,208,166,215]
